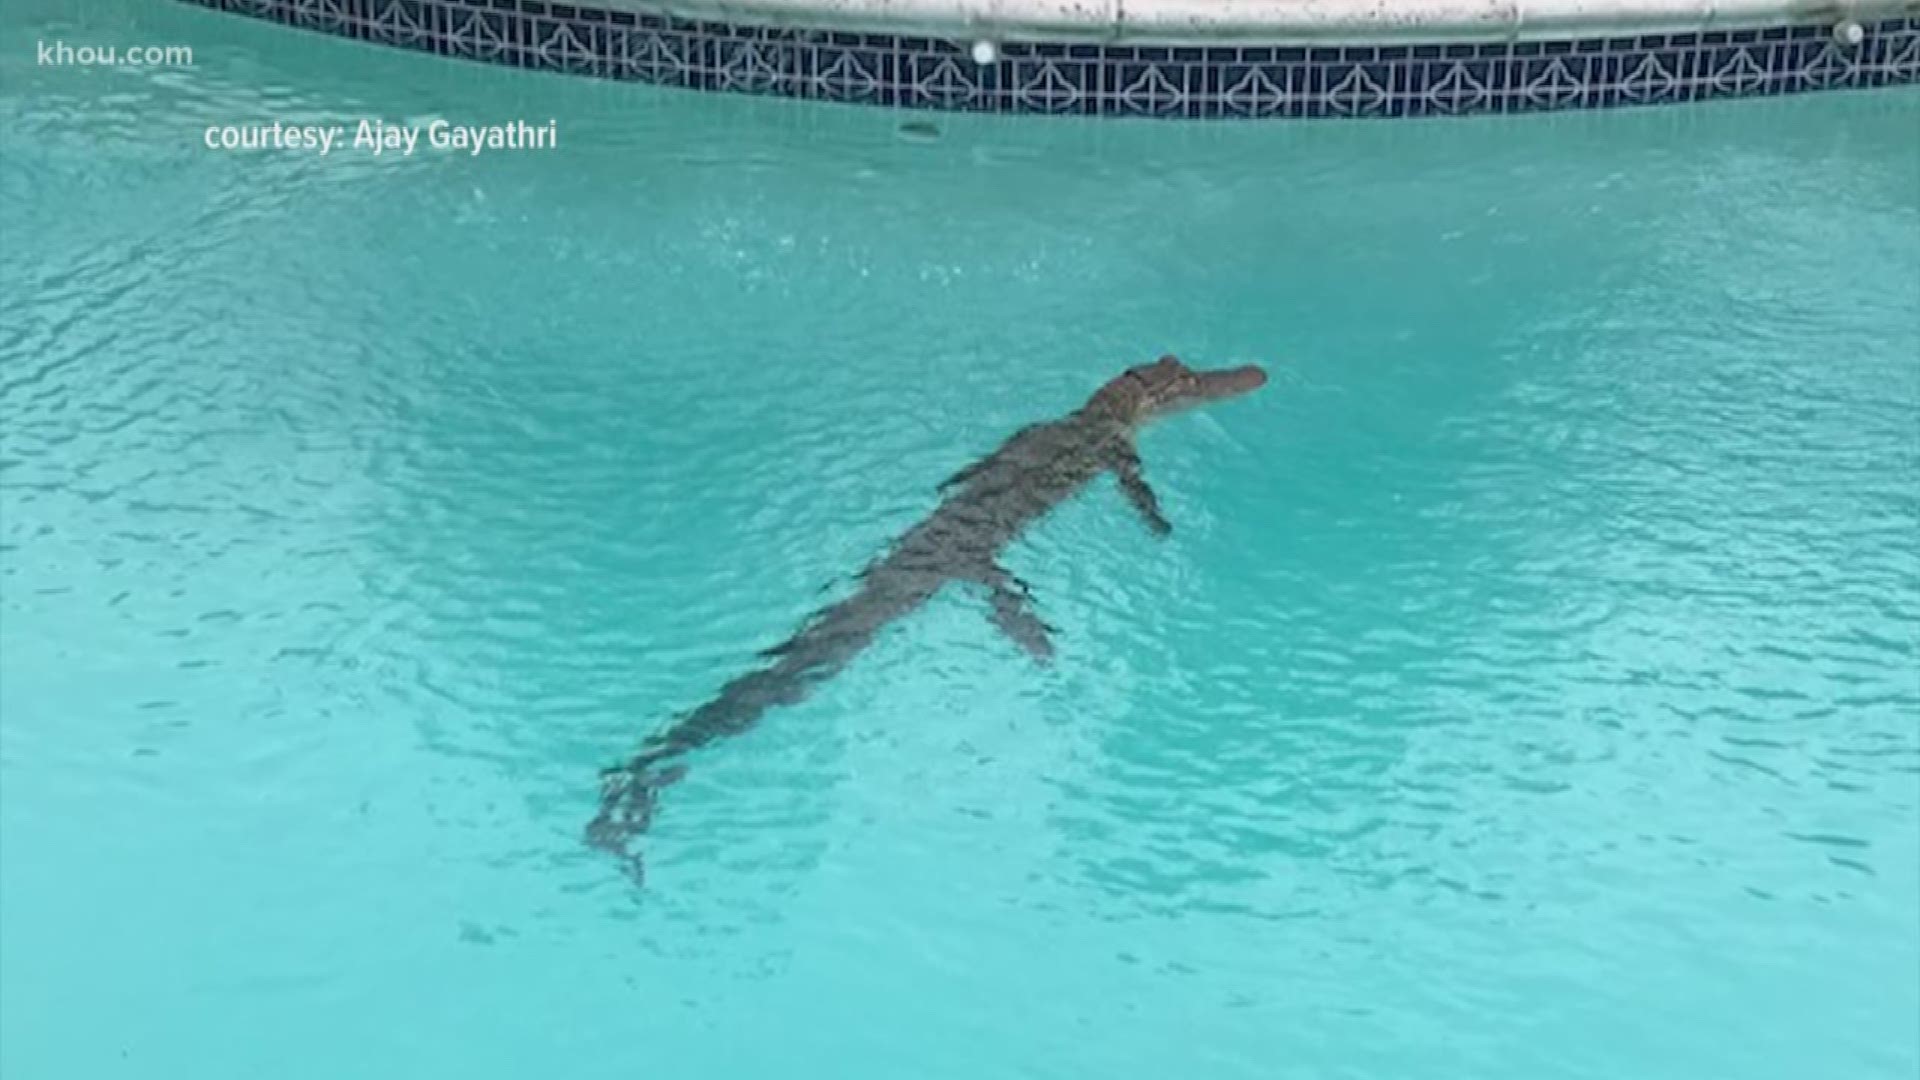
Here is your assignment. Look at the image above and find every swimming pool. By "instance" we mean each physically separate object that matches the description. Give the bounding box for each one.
[173,0,1920,120]
[3,2,1917,1077]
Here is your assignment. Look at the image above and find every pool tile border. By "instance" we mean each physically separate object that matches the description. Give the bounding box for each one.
[179,0,1920,118]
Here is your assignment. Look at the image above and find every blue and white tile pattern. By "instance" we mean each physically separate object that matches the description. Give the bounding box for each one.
[178,0,1920,119]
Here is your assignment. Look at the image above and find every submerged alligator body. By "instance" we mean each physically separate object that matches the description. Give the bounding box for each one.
[586,355,1267,881]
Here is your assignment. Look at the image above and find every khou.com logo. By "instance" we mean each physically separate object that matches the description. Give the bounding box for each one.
[37,40,195,67]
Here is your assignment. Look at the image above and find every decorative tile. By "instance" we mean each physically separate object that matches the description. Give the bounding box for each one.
[1797,41,1857,87]
[530,15,599,74]
[1115,62,1187,116]
[625,27,695,86]
[1878,32,1919,79]
[441,4,515,61]
[821,48,888,102]
[712,38,791,93]
[285,0,351,33]
[362,0,432,48]
[173,0,1920,120]
[1515,56,1587,108]
[1219,65,1291,118]
[1617,52,1680,103]
[1325,63,1391,116]
[1011,59,1089,114]
[1709,45,1771,93]
[903,55,979,108]
[1424,61,1492,114]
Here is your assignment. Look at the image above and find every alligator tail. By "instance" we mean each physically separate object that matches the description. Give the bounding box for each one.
[584,752,689,886]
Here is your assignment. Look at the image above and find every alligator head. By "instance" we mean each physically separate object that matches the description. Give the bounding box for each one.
[1089,354,1268,424]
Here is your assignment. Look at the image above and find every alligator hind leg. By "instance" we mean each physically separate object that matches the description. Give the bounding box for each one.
[968,562,1055,664]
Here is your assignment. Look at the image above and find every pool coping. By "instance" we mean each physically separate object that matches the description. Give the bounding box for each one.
[607,0,1919,44]
[179,0,1920,119]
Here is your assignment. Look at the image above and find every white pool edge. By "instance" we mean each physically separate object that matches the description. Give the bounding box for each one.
[604,0,1919,43]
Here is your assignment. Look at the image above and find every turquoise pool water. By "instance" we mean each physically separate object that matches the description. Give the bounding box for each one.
[4,3,1919,1077]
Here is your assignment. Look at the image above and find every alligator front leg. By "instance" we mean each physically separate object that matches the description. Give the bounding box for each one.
[1112,442,1172,537]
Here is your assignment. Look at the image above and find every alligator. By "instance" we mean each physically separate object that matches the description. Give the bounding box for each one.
[586,354,1267,881]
